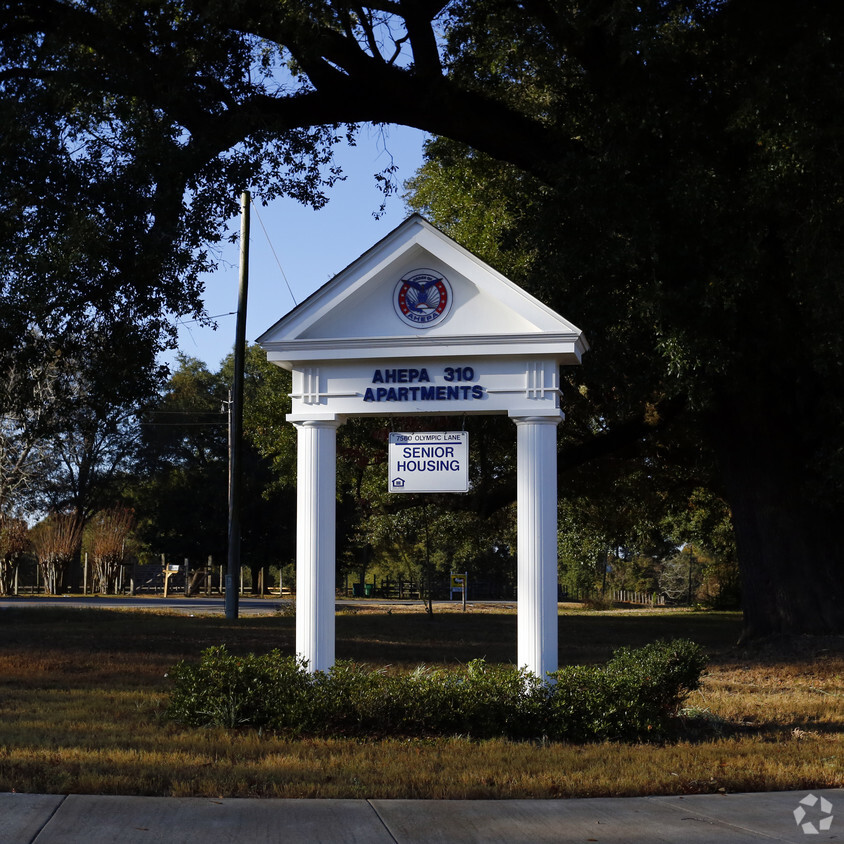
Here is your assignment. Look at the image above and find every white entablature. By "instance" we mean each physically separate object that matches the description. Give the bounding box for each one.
[257,214,588,422]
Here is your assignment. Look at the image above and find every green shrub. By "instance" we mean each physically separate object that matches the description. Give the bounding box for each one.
[166,647,311,730]
[165,639,706,742]
[547,639,707,740]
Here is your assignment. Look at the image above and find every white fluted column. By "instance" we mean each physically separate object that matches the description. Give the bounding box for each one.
[513,414,562,680]
[294,418,342,673]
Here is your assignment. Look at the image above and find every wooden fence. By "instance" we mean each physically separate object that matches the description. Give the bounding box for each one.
[612,589,666,607]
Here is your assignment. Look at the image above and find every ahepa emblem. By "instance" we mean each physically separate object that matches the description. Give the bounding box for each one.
[394,269,452,328]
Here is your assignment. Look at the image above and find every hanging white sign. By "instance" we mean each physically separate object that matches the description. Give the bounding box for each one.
[388,431,469,493]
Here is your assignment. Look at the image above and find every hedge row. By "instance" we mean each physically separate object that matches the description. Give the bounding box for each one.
[166,639,706,742]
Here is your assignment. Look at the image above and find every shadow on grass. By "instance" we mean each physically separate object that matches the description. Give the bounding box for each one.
[0,605,744,667]
[0,607,297,683]
[672,713,844,743]
[336,609,745,667]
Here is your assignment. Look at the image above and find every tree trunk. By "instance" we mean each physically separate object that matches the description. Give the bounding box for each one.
[249,562,261,595]
[711,397,844,640]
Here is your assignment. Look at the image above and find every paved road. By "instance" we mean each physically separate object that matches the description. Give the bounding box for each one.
[2,790,840,843]
[0,594,289,615]
[0,595,515,615]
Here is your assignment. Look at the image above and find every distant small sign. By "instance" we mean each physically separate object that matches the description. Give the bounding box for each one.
[389,431,468,493]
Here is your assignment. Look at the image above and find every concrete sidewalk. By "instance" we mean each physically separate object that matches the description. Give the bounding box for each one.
[2,790,840,843]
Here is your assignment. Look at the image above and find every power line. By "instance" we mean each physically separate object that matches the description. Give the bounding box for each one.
[250,198,298,307]
[177,310,237,327]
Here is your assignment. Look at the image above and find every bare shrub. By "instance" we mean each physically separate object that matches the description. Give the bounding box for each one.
[88,507,135,594]
[0,515,28,595]
[31,512,82,594]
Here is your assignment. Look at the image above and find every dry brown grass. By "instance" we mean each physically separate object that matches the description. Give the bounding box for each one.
[0,605,841,798]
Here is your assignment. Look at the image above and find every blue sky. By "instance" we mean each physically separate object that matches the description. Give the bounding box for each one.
[168,124,428,372]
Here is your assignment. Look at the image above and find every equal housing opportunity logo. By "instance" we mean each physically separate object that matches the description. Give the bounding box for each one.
[793,793,834,835]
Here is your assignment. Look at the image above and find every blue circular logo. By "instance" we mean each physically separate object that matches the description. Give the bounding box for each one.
[393,269,453,328]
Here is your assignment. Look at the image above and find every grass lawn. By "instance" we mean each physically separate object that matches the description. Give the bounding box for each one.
[0,603,841,798]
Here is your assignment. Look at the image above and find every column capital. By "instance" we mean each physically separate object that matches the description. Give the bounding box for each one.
[511,413,564,426]
[290,416,345,429]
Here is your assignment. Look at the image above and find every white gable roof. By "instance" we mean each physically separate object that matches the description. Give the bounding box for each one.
[257,214,588,367]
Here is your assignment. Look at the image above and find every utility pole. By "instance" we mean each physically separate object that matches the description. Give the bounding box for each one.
[226,190,250,620]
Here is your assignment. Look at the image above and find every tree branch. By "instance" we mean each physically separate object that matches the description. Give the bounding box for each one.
[5,0,581,185]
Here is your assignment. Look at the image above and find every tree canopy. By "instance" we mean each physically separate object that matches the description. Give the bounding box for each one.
[2,0,843,635]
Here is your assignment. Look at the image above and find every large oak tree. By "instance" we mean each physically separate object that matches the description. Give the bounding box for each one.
[2,0,842,636]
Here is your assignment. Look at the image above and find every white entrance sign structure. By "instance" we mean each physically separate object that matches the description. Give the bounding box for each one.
[257,215,588,678]
[389,431,468,493]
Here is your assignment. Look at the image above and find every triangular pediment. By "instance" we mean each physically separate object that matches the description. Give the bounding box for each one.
[257,214,587,366]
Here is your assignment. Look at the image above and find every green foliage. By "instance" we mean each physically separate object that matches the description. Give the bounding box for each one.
[167,646,313,731]
[662,491,739,607]
[237,344,295,490]
[548,639,707,741]
[126,350,294,571]
[166,640,706,741]
[128,355,228,560]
